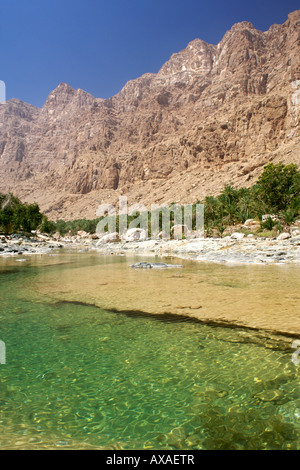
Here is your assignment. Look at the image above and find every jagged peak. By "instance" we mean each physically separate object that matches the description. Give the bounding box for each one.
[53,82,75,93]
[49,82,95,100]
[288,9,300,23]
[217,19,264,51]
[42,83,75,109]
[42,82,96,113]
[229,20,257,32]
[186,38,211,48]
[157,38,215,78]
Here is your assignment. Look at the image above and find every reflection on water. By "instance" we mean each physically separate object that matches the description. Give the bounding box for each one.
[0,252,299,449]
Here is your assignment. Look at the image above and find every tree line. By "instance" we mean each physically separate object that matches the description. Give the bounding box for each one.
[1,163,299,237]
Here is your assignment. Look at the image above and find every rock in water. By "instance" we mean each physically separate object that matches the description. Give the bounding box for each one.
[130,262,183,269]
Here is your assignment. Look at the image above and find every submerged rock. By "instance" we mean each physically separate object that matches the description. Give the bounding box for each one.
[130,262,183,269]
[254,389,284,403]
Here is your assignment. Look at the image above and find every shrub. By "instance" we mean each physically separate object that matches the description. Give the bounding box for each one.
[261,216,276,231]
[256,163,300,212]
[39,217,56,234]
[0,193,46,235]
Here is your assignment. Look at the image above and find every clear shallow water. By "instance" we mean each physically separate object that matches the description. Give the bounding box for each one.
[0,253,299,450]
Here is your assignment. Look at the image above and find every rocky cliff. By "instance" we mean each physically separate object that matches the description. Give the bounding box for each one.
[0,10,299,220]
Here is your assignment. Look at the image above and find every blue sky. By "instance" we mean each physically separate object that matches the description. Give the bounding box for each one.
[1,0,299,107]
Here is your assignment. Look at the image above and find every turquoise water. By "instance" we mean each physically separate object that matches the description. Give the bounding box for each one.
[0,253,299,449]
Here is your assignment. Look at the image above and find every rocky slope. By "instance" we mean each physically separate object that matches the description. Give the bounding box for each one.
[0,10,299,220]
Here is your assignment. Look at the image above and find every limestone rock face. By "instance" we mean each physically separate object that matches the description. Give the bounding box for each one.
[0,11,299,220]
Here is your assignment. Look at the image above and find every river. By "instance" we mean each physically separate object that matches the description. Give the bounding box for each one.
[0,252,299,449]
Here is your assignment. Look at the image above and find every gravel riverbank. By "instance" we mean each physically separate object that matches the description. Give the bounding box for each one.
[0,234,63,257]
[93,235,300,265]
[2,232,300,266]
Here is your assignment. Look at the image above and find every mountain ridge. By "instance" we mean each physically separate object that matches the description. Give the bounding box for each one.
[0,10,299,220]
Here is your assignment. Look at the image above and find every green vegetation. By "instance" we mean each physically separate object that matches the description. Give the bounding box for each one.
[53,218,100,236]
[52,214,143,236]
[201,163,300,237]
[55,163,299,238]
[1,163,299,237]
[0,193,54,235]
[256,163,300,213]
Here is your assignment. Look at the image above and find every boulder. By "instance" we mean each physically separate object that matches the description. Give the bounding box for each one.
[36,234,51,241]
[171,224,189,238]
[157,230,169,240]
[277,232,291,240]
[77,230,89,238]
[96,232,120,244]
[244,219,255,227]
[230,232,245,240]
[122,228,147,242]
